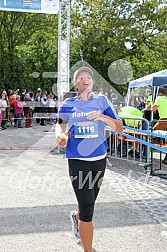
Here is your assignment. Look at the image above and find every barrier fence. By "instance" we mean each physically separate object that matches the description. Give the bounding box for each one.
[150,119,167,178]
[106,117,167,179]
[0,113,58,129]
[1,113,58,120]
[106,117,150,169]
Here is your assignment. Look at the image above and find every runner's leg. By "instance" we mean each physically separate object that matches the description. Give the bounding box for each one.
[68,158,106,251]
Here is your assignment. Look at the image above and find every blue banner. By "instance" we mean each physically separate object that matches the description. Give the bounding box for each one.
[0,0,59,14]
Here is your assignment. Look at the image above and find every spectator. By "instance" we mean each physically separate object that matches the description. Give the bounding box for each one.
[133,95,141,108]
[10,94,17,126]
[0,94,8,129]
[15,95,24,128]
[20,89,27,101]
[40,91,49,126]
[142,89,152,121]
[29,92,35,124]
[151,87,167,164]
[1,90,9,125]
[48,93,57,124]
[24,93,32,128]
[35,89,42,123]
[137,95,145,110]
[8,90,14,123]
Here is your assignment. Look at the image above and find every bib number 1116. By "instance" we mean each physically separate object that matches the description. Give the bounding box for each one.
[74,121,98,138]
[78,126,95,134]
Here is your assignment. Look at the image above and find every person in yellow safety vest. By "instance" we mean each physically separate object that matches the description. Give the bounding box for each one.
[142,89,152,121]
[151,87,167,164]
[145,92,152,109]
[118,106,144,128]
[118,106,146,159]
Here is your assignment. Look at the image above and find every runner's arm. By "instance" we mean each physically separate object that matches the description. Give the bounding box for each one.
[87,112,123,132]
[55,120,69,147]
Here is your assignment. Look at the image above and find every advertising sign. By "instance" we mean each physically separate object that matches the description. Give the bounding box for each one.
[0,0,59,14]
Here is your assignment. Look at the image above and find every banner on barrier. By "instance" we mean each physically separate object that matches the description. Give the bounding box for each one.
[0,0,59,14]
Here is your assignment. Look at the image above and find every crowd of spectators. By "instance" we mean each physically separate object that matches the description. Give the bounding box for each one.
[0,86,127,131]
[0,88,58,130]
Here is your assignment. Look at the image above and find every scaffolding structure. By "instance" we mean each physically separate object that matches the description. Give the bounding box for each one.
[0,0,71,103]
[57,0,71,104]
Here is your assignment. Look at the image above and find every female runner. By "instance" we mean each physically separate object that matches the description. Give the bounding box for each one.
[56,67,123,252]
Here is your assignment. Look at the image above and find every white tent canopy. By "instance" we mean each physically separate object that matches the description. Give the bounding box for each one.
[129,69,167,88]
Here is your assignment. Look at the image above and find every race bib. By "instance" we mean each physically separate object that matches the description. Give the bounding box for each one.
[74,121,98,138]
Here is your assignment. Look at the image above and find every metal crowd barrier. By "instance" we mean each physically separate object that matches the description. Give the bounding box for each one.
[105,117,167,179]
[106,117,150,170]
[150,119,167,178]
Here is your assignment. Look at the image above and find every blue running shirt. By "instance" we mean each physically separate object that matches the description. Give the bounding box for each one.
[59,94,119,159]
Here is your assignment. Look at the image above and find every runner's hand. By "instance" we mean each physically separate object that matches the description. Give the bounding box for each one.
[57,133,68,147]
[87,111,102,121]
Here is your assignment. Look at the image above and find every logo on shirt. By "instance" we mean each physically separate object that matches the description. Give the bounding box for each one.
[72,110,100,118]
[72,111,89,118]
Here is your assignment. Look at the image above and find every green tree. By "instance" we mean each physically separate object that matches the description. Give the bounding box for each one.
[0,12,58,91]
[70,0,167,93]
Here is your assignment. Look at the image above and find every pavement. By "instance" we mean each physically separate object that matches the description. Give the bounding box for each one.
[0,122,167,252]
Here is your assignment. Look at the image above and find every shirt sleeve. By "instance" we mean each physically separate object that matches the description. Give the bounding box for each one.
[101,95,120,120]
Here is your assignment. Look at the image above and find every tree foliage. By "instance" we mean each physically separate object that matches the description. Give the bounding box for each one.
[0,1,166,94]
[0,12,58,91]
[71,0,167,93]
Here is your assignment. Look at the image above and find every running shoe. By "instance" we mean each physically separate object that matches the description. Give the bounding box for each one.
[70,210,80,238]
